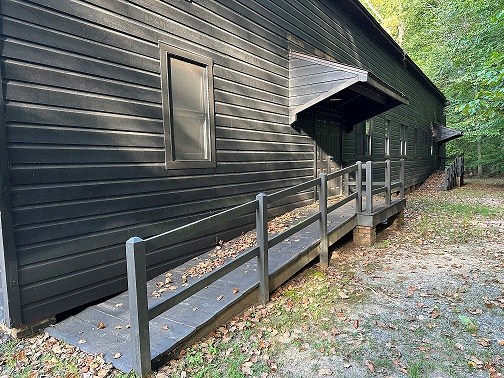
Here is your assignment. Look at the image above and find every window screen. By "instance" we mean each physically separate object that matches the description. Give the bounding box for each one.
[160,43,215,168]
[400,124,408,156]
[364,119,373,156]
[384,120,391,156]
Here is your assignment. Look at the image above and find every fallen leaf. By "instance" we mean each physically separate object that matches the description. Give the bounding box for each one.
[487,365,503,378]
[406,286,418,297]
[27,371,38,378]
[115,303,123,308]
[232,287,240,294]
[162,325,170,331]
[497,340,504,346]
[97,368,109,378]
[338,290,350,299]
[318,367,333,376]
[78,339,86,344]
[97,322,106,329]
[478,338,491,347]
[468,356,484,369]
[469,308,483,315]
[113,352,121,359]
[365,360,375,373]
[455,342,464,350]
[181,275,187,284]
[353,319,359,329]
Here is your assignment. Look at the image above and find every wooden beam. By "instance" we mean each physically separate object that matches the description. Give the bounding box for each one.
[349,83,388,104]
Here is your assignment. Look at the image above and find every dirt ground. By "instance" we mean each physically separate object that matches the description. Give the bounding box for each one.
[1,175,503,378]
[158,175,503,378]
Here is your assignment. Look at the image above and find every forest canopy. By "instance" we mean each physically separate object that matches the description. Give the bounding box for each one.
[361,0,504,174]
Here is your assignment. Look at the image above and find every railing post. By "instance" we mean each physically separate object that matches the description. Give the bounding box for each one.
[343,172,350,196]
[256,193,269,305]
[356,161,362,213]
[318,173,329,269]
[126,237,151,377]
[385,159,391,205]
[399,158,405,199]
[365,161,373,214]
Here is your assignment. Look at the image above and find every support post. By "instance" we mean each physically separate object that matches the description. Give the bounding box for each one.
[343,172,349,196]
[385,159,391,205]
[460,156,464,186]
[356,161,362,213]
[256,193,269,305]
[318,173,329,269]
[365,161,373,214]
[399,158,405,199]
[126,237,151,377]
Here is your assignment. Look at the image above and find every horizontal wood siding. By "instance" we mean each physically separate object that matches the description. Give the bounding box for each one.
[1,0,444,324]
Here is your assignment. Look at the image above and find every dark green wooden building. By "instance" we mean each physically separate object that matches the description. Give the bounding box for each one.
[0,0,456,330]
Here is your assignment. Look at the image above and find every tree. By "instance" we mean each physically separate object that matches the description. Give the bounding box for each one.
[362,0,504,174]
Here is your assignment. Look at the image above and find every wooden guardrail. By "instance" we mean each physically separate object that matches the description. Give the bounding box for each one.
[444,156,464,191]
[125,159,404,376]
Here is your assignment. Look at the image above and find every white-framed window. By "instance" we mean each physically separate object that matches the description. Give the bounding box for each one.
[160,42,216,169]
[400,124,408,156]
[384,119,391,157]
[364,119,373,155]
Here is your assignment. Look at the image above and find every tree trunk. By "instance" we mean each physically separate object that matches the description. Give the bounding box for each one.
[477,141,483,177]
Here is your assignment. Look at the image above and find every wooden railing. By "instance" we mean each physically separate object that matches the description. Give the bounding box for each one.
[125,159,404,376]
[444,156,464,190]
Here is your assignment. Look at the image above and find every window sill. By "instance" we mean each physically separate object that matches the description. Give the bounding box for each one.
[165,160,217,169]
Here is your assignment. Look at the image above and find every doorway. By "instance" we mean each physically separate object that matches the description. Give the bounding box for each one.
[315,113,342,196]
[314,113,342,196]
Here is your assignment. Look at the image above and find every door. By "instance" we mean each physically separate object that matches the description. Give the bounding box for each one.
[315,115,342,196]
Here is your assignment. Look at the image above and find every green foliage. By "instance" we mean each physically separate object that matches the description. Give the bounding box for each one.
[362,0,504,173]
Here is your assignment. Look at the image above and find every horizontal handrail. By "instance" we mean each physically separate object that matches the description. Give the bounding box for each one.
[148,246,259,320]
[372,161,387,169]
[390,160,403,167]
[348,181,399,187]
[327,192,358,213]
[371,186,386,196]
[144,200,258,253]
[268,212,321,248]
[268,177,321,203]
[326,163,358,181]
[391,182,402,190]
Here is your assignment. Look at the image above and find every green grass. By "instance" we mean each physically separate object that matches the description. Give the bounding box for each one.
[407,358,434,378]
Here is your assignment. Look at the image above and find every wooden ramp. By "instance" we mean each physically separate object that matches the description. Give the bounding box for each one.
[45,206,357,372]
[46,199,403,374]
[46,160,407,375]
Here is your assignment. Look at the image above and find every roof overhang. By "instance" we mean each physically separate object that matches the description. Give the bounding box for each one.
[289,51,409,125]
[432,123,463,144]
